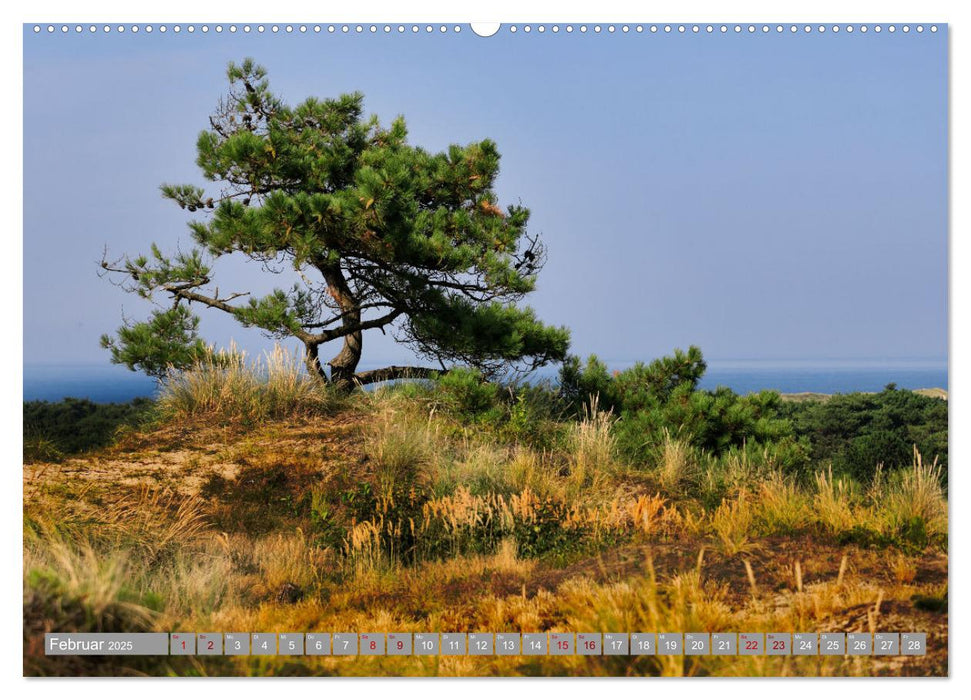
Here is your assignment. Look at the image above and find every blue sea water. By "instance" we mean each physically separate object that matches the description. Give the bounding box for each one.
[22,360,948,404]
[23,364,159,403]
[695,362,948,395]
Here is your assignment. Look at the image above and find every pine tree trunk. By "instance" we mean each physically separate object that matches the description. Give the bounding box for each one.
[305,343,329,384]
[317,260,363,392]
[328,336,362,392]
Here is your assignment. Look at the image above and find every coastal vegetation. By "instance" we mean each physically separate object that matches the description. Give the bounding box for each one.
[23,347,948,676]
[24,58,947,678]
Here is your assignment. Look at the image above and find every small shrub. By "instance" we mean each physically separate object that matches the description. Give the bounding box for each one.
[500,384,565,449]
[432,367,502,421]
[840,430,911,483]
[511,495,592,559]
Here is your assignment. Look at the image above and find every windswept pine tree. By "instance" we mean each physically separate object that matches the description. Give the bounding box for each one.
[101,59,569,390]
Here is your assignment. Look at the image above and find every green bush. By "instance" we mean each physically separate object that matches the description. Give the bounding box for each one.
[559,351,945,487]
[559,354,618,414]
[782,385,948,483]
[425,369,565,450]
[432,367,503,421]
[511,499,593,559]
[561,348,798,469]
[23,397,153,458]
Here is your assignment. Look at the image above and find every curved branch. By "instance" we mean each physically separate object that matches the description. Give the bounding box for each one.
[166,286,244,315]
[167,286,314,345]
[314,308,404,343]
[353,365,438,386]
[302,300,395,329]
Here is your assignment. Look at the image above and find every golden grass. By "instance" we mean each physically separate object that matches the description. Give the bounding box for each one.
[814,466,859,533]
[158,344,343,422]
[628,493,670,536]
[22,391,948,677]
[757,472,808,534]
[711,492,756,555]
[654,431,699,494]
[567,396,616,496]
[880,448,947,539]
[505,447,561,499]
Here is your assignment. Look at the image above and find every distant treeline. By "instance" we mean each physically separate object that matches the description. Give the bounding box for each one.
[23,397,153,461]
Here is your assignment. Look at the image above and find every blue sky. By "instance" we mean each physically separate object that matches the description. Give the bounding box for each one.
[23,26,948,368]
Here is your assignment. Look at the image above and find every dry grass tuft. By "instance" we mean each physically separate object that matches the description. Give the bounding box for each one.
[655,431,699,494]
[757,471,808,534]
[628,493,669,535]
[711,492,756,555]
[158,344,342,422]
[567,395,616,495]
[879,448,947,539]
[813,466,859,533]
[365,407,440,499]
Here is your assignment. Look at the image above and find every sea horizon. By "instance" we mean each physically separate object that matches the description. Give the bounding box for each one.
[22,358,948,404]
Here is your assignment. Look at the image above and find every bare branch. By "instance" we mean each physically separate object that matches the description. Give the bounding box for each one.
[353,365,438,386]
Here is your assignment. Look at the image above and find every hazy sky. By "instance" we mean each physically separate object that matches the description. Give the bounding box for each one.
[23,26,948,367]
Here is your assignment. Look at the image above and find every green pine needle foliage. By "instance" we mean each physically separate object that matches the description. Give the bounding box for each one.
[102,58,569,387]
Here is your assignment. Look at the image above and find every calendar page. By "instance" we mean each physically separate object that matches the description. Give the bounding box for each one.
[21,16,948,679]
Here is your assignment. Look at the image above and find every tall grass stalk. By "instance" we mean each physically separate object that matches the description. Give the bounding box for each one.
[711,492,755,555]
[813,465,858,533]
[567,394,616,495]
[879,447,947,540]
[757,471,808,535]
[655,430,698,495]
